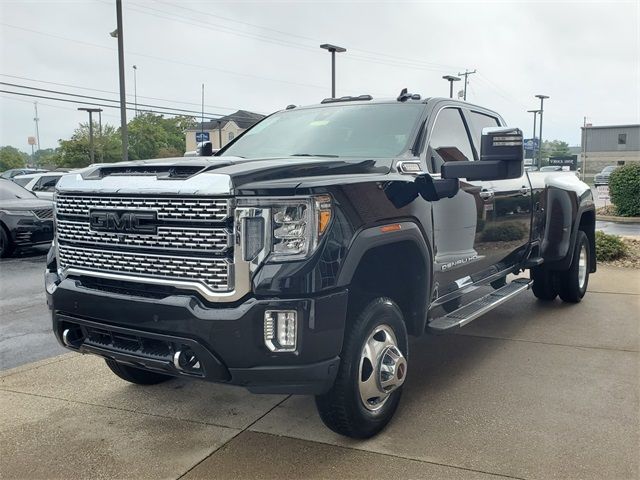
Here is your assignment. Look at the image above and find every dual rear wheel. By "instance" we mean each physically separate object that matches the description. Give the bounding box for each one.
[531,230,590,303]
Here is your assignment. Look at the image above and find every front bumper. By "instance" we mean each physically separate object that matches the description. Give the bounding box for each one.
[6,216,53,247]
[47,273,347,394]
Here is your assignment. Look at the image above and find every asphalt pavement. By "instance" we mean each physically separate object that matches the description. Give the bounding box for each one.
[0,245,65,370]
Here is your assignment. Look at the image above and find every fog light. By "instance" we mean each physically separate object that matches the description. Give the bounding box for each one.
[264,310,297,352]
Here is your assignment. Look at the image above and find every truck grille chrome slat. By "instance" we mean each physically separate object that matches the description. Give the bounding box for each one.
[56,194,230,222]
[58,245,230,291]
[56,219,230,253]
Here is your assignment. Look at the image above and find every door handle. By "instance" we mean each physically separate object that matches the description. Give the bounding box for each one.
[479,189,495,200]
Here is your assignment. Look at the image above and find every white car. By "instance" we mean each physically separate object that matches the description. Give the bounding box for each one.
[13,172,65,200]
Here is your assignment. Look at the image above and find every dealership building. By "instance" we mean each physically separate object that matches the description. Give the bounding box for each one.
[185,110,265,152]
[581,124,640,174]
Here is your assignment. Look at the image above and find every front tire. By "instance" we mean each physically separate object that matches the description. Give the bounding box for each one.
[557,230,590,303]
[315,297,408,439]
[105,358,172,385]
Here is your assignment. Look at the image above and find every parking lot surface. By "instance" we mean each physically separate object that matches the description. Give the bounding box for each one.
[1,265,638,479]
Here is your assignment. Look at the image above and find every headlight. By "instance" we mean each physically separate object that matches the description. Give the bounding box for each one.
[0,209,36,217]
[238,195,332,263]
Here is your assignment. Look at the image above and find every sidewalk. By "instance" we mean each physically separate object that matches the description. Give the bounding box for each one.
[1,266,638,480]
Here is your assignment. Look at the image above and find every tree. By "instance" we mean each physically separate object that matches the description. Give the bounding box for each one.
[128,113,195,160]
[0,146,28,171]
[53,123,122,168]
[33,148,58,168]
[540,140,571,159]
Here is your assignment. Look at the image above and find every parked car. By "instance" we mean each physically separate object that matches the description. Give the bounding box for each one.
[13,172,64,200]
[539,165,562,172]
[593,165,619,186]
[1,168,48,179]
[0,178,54,257]
[47,94,595,438]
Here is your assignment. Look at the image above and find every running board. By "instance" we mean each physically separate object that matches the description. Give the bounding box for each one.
[428,278,533,332]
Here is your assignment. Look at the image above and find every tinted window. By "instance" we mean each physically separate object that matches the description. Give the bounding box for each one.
[0,179,37,200]
[468,111,500,157]
[428,108,474,173]
[35,175,61,192]
[221,103,424,159]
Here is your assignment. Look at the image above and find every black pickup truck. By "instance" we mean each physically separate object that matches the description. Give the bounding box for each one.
[46,93,596,438]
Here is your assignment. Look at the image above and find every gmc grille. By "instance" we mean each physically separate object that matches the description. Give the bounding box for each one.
[55,194,234,294]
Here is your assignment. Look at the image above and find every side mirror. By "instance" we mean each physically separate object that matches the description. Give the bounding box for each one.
[441,127,524,181]
[197,141,214,156]
[384,174,459,208]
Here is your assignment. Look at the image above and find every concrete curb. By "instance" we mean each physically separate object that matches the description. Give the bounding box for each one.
[597,215,640,224]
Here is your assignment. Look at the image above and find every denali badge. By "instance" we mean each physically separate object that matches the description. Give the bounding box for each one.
[89,210,157,235]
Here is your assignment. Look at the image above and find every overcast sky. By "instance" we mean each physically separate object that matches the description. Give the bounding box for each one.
[1,0,639,152]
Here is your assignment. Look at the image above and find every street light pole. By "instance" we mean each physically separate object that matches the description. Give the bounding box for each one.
[527,109,541,166]
[535,95,549,165]
[111,0,128,161]
[320,44,346,98]
[132,65,138,117]
[78,108,103,164]
[442,75,461,98]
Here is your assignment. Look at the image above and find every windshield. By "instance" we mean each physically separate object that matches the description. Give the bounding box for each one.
[603,166,617,172]
[0,179,37,200]
[13,177,32,187]
[221,103,424,159]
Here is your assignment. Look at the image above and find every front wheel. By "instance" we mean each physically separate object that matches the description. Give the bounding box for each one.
[315,297,408,439]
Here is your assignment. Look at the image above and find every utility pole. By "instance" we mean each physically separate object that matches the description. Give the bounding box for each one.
[33,102,41,152]
[457,69,477,101]
[217,120,222,148]
[320,44,347,98]
[201,83,205,146]
[98,109,103,163]
[132,65,138,117]
[535,94,549,166]
[111,0,128,161]
[442,75,461,99]
[582,116,589,181]
[78,108,103,164]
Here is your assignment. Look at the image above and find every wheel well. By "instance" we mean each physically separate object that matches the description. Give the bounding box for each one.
[347,241,429,336]
[579,209,597,272]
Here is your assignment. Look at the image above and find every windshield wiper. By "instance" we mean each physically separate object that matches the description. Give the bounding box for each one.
[290,153,339,158]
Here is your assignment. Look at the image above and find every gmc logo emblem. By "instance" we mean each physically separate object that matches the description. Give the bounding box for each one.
[89,210,157,235]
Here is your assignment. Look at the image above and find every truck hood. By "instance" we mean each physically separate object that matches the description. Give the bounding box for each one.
[56,156,392,196]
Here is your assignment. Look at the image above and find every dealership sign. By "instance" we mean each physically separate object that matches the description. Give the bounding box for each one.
[195,132,210,142]
[549,155,578,169]
[596,185,610,201]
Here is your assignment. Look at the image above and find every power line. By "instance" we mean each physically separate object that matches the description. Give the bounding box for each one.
[0,74,262,113]
[0,89,231,119]
[148,0,462,71]
[0,93,119,118]
[0,81,261,120]
[0,23,348,93]
[125,1,458,73]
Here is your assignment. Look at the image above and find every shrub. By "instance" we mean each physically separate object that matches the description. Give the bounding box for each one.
[609,164,640,217]
[480,222,527,242]
[595,231,628,261]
